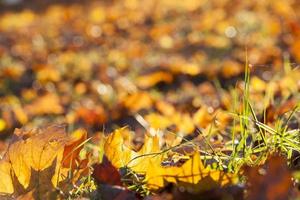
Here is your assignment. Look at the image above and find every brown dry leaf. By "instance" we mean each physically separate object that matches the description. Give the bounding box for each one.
[25,93,64,116]
[245,154,293,200]
[265,99,297,123]
[277,99,297,116]
[0,125,88,199]
[97,185,137,200]
[92,155,122,186]
[265,104,277,123]
[16,191,35,200]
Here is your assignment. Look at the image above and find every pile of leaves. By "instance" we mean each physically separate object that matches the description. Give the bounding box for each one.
[0,0,300,199]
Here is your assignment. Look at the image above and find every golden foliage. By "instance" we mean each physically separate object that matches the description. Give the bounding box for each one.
[0,125,88,199]
[104,128,237,191]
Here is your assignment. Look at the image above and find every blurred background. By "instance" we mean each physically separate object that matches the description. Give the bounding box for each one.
[0,0,300,149]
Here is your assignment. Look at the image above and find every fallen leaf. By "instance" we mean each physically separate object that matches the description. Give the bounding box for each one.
[62,129,87,168]
[0,160,14,194]
[25,93,64,116]
[136,71,173,89]
[245,154,293,200]
[0,125,88,199]
[75,105,107,125]
[104,128,237,191]
[122,92,153,113]
[0,119,6,132]
[92,155,122,186]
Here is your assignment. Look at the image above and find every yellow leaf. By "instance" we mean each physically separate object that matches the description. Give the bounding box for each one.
[25,93,64,116]
[142,152,236,191]
[0,125,88,198]
[145,113,172,129]
[104,128,160,171]
[136,71,173,89]
[104,128,237,191]
[0,160,14,194]
[104,128,135,169]
[7,126,67,189]
[0,119,6,132]
[122,92,153,113]
[193,106,213,129]
[155,100,176,116]
[174,113,195,134]
[128,134,160,173]
[250,76,267,93]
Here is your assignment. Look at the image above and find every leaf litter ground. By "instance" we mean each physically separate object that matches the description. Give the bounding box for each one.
[0,0,300,199]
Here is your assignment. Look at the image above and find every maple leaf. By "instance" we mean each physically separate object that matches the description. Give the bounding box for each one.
[103,128,135,169]
[0,125,88,199]
[104,128,237,191]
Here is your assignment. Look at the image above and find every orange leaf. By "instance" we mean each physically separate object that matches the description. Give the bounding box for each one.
[245,154,293,200]
[62,129,87,168]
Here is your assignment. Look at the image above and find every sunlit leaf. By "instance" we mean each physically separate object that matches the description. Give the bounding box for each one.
[0,125,88,199]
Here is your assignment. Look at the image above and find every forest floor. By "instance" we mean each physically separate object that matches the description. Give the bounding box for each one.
[0,0,300,199]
